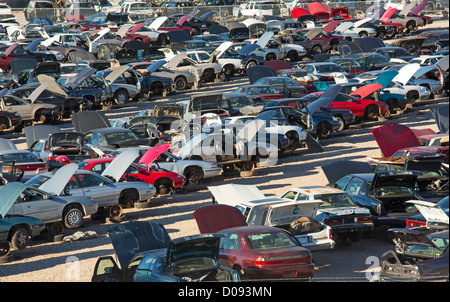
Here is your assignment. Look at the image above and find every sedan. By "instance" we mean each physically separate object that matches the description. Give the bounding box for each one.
[253,77,308,98]
[300,62,350,84]
[234,85,284,101]
[0,150,48,178]
[218,226,315,281]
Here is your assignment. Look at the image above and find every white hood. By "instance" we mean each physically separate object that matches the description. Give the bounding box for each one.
[406,200,449,225]
[393,63,421,85]
[38,163,78,196]
[208,184,268,207]
[101,149,140,182]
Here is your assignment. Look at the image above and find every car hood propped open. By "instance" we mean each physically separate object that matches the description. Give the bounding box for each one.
[406,200,449,225]
[71,111,110,133]
[208,184,268,207]
[321,159,373,185]
[38,163,78,196]
[193,204,248,234]
[101,149,140,182]
[0,182,28,218]
[24,124,60,148]
[138,143,171,170]
[371,123,420,157]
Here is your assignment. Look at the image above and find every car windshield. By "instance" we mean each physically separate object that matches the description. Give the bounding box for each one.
[289,71,315,79]
[224,96,253,107]
[315,64,345,73]
[246,86,279,95]
[25,174,50,188]
[105,131,140,145]
[312,193,356,209]
[50,133,83,147]
[404,234,449,258]
[0,152,39,162]
[60,65,81,74]
[188,41,212,49]
[247,231,298,250]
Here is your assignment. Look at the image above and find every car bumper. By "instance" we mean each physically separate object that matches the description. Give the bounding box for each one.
[419,89,431,100]
[242,263,315,281]
[203,167,222,178]
[139,186,157,200]
[330,223,374,234]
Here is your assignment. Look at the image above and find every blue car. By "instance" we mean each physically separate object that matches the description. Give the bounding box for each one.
[91,221,240,282]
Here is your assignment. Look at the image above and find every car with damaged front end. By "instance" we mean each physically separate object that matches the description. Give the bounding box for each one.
[91,221,241,282]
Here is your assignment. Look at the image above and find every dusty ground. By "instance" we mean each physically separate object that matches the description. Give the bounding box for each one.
[0,20,448,282]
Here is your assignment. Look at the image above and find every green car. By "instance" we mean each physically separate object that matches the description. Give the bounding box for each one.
[0,182,46,257]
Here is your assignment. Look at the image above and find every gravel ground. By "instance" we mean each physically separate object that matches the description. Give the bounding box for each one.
[0,21,448,282]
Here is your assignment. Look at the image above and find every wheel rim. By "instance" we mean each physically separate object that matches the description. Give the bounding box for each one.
[67,211,82,227]
[16,231,28,247]
[115,92,127,104]
[109,204,123,218]
[335,117,345,132]
[176,79,186,90]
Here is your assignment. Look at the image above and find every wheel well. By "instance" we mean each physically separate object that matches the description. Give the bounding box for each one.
[364,104,380,114]
[154,177,173,187]
[285,130,299,139]
[8,224,31,241]
[120,188,140,203]
[174,75,186,82]
[63,203,85,217]
[0,116,11,128]
[150,80,164,89]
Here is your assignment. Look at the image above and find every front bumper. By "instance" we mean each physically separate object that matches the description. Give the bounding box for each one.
[203,167,222,178]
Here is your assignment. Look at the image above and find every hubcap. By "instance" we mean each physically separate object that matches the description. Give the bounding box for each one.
[68,211,82,227]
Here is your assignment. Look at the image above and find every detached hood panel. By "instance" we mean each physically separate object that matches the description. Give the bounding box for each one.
[24,124,60,148]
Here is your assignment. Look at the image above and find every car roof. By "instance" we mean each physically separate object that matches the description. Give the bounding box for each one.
[289,186,345,194]
[89,127,132,134]
[222,225,286,235]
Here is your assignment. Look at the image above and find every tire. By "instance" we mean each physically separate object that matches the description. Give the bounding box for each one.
[311,45,322,55]
[224,65,234,76]
[157,183,172,195]
[334,116,345,132]
[10,228,30,250]
[359,31,368,38]
[245,60,257,69]
[109,204,123,218]
[316,122,332,139]
[0,242,11,258]
[174,76,188,90]
[286,51,298,62]
[365,105,379,119]
[266,53,276,61]
[63,208,84,229]
[48,222,64,236]
[114,90,129,105]
[185,167,204,184]
[407,91,419,103]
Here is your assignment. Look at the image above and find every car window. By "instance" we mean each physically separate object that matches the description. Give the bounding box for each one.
[334,175,352,190]
[77,173,108,187]
[247,231,298,250]
[221,232,240,250]
[345,178,365,196]
[281,190,296,200]
[91,163,105,174]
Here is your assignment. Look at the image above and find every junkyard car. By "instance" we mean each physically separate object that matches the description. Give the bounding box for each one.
[207,184,335,251]
[280,186,374,243]
[0,182,46,256]
[379,229,448,281]
[91,221,240,282]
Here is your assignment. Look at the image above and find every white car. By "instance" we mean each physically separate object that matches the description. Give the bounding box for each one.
[208,184,335,251]
[185,49,243,78]
[224,115,307,151]
[300,62,350,84]
[243,31,307,61]
[334,18,378,41]
[280,186,374,243]
[109,146,222,183]
[234,1,288,17]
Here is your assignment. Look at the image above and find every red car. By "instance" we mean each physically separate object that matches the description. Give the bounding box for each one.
[193,204,315,281]
[79,144,186,195]
[158,15,196,36]
[234,85,285,101]
[303,91,390,119]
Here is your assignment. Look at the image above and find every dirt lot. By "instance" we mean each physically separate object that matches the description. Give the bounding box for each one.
[0,20,448,282]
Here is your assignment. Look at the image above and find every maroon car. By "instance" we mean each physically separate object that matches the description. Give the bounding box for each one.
[234,85,285,101]
[217,226,315,281]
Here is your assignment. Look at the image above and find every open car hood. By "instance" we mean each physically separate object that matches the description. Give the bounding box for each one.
[337,41,363,56]
[406,200,449,225]
[256,31,274,48]
[435,55,449,72]
[373,70,398,89]
[166,233,224,265]
[305,84,342,112]
[193,204,248,234]
[189,93,222,112]
[107,221,171,270]
[24,124,60,148]
[354,18,372,28]
[145,60,167,73]
[4,44,17,57]
[379,7,397,23]
[116,24,134,37]
[101,149,140,182]
[430,104,449,134]
[371,171,418,191]
[412,65,437,80]
[138,143,171,170]
[175,15,190,27]
[305,27,323,40]
[148,16,168,31]
[128,22,146,35]
[27,82,50,104]
[208,184,267,207]
[163,52,187,70]
[71,111,110,133]
[308,2,330,16]
[246,65,277,84]
[321,160,373,185]
[38,163,78,196]
[323,20,340,33]
[411,2,428,15]
[388,228,441,249]
[37,74,68,97]
[393,63,421,86]
[238,43,259,56]
[371,123,420,157]
[357,37,385,52]
[399,1,417,16]
[349,83,383,99]
[267,200,322,225]
[0,182,27,218]
[335,22,354,33]
[104,65,129,83]
[291,8,310,19]
[0,138,17,151]
[64,68,97,90]
[212,41,233,59]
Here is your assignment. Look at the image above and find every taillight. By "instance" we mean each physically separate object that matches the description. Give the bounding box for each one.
[328,228,333,240]
[320,76,334,81]
[324,218,342,225]
[406,219,426,227]
[356,216,373,224]
[48,156,56,161]
[255,253,311,267]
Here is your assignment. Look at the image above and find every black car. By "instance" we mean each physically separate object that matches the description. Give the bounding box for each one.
[83,127,148,157]
[348,52,396,71]
[253,77,309,98]
[371,47,416,62]
[380,229,449,281]
[328,58,367,77]
[266,98,355,132]
[169,12,220,35]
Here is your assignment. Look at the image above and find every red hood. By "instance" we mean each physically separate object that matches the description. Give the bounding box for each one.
[379,7,398,23]
[349,83,383,99]
[371,123,421,157]
[411,2,428,15]
[193,204,247,234]
[308,2,330,16]
[323,20,340,33]
[138,143,171,170]
[330,7,349,17]
[291,7,311,19]
[128,22,146,35]
[176,15,190,27]
[411,128,436,138]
